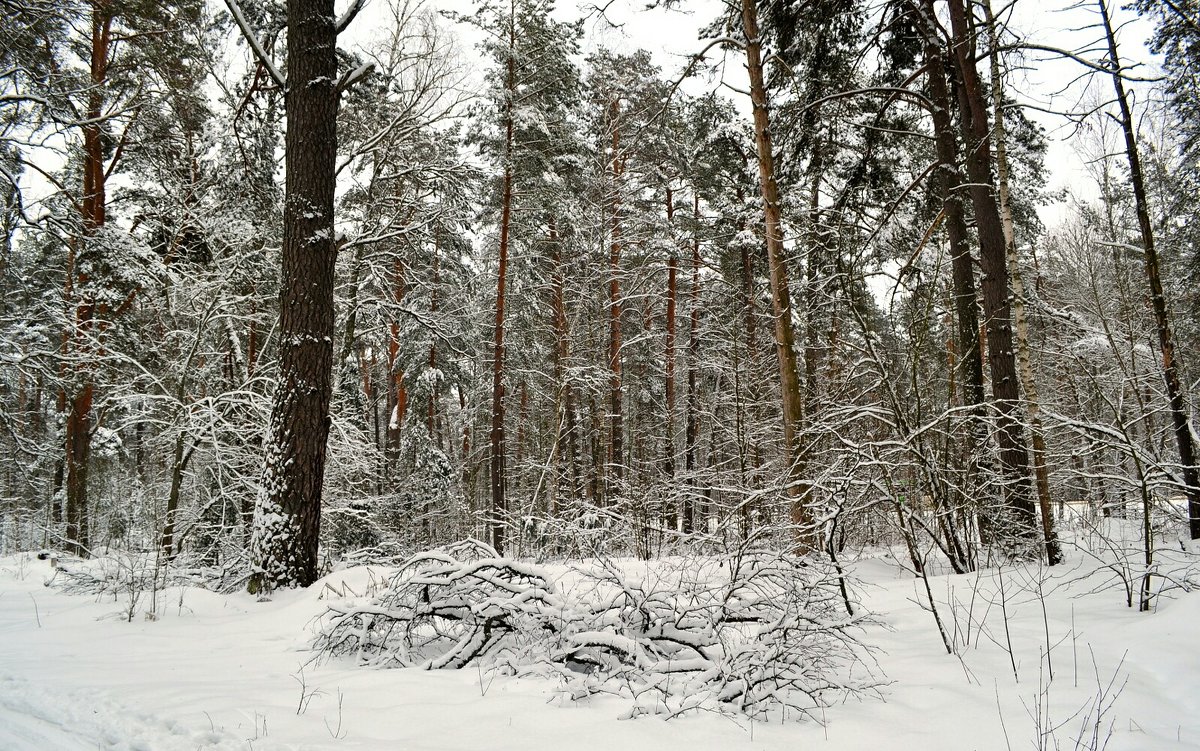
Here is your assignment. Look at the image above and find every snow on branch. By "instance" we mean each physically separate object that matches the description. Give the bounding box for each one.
[336,62,375,95]
[336,0,369,34]
[222,0,286,89]
[313,540,880,721]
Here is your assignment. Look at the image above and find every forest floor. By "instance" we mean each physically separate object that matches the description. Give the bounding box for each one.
[1,521,1198,750]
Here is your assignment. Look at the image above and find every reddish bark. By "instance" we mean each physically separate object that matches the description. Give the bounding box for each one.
[740,0,813,547]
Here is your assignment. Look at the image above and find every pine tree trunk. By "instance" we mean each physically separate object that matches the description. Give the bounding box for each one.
[1098,0,1200,539]
[945,0,1039,540]
[385,259,406,479]
[740,0,813,547]
[64,385,92,555]
[548,221,580,512]
[488,19,516,555]
[916,0,986,413]
[803,148,826,420]
[250,0,339,590]
[684,194,701,534]
[982,0,1062,564]
[664,187,678,483]
[607,100,625,494]
[739,211,765,525]
[63,0,113,557]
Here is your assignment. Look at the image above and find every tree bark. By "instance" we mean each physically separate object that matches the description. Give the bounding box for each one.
[63,0,113,557]
[250,0,339,590]
[488,14,516,554]
[664,186,678,482]
[1098,0,1200,539]
[916,0,986,414]
[549,220,580,512]
[740,0,813,547]
[684,193,701,534]
[160,429,192,558]
[981,0,1063,564]
[607,99,625,494]
[946,0,1039,540]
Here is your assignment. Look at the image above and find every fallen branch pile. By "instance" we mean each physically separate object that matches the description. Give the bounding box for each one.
[314,539,879,720]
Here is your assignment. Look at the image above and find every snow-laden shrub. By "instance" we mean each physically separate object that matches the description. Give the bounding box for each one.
[315,538,565,668]
[314,540,880,721]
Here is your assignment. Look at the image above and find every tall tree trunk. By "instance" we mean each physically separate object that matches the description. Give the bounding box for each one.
[428,236,440,438]
[803,145,827,420]
[250,0,339,590]
[981,0,1062,564]
[549,220,580,512]
[914,0,989,557]
[64,0,113,557]
[945,0,1038,540]
[916,0,986,413]
[489,15,516,554]
[684,193,701,534]
[1098,0,1200,538]
[664,186,678,482]
[385,259,407,477]
[608,99,625,494]
[740,0,813,547]
[739,207,765,526]
[160,429,190,558]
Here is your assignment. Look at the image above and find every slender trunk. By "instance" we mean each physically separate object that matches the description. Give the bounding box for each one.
[684,193,701,534]
[384,259,406,484]
[982,0,1062,564]
[428,237,440,437]
[160,430,187,557]
[803,146,826,419]
[247,289,259,377]
[740,0,813,546]
[489,16,516,554]
[1098,0,1200,539]
[223,309,250,385]
[664,187,678,481]
[250,0,339,589]
[946,0,1038,538]
[608,99,625,494]
[515,380,527,492]
[740,224,765,528]
[549,221,580,511]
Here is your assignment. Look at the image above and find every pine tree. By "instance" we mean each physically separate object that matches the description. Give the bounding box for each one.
[231,0,374,589]
[464,0,581,553]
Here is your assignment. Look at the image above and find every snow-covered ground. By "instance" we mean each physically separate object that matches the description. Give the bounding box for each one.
[1,532,1198,750]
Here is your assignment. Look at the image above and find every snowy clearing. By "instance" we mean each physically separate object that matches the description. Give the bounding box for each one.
[1,537,1198,751]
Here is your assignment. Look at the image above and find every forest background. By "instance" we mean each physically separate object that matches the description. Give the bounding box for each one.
[2,0,1200,603]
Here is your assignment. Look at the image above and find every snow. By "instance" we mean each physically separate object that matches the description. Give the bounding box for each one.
[1,541,1199,750]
